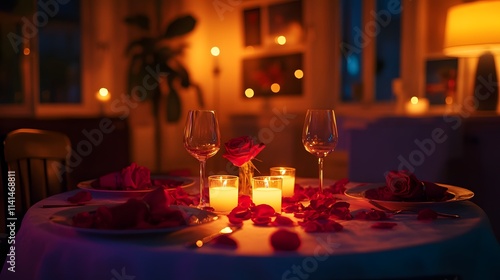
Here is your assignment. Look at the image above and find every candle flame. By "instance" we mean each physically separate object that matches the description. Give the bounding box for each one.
[264,177,269,188]
[223,180,227,187]
[410,96,419,104]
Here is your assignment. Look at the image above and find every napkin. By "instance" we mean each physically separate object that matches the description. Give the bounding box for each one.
[270,229,301,251]
[91,163,152,190]
[364,170,448,202]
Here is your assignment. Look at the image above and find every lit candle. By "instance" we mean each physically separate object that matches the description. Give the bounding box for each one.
[405,96,429,115]
[270,167,295,197]
[252,176,282,213]
[209,175,238,213]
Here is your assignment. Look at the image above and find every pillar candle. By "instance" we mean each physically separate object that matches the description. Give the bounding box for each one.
[208,175,238,213]
[270,167,296,197]
[252,176,282,213]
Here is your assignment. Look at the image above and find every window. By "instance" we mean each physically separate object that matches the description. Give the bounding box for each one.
[38,0,81,103]
[340,0,401,103]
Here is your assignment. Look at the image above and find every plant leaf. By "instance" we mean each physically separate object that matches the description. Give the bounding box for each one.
[164,15,196,39]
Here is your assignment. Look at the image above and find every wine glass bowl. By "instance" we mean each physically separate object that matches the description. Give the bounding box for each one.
[183,110,221,208]
[302,109,339,193]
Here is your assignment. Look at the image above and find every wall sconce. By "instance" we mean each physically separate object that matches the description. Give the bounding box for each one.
[444,1,500,111]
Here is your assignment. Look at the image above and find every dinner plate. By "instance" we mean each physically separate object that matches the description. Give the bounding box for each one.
[344,183,474,209]
[49,204,218,235]
[77,175,195,194]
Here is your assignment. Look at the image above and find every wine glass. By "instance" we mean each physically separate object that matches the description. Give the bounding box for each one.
[183,110,221,208]
[302,109,339,193]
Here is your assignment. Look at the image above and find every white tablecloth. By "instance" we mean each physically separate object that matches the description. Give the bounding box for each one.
[2,179,500,280]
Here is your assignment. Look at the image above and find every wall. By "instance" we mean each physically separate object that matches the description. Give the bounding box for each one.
[118,0,343,176]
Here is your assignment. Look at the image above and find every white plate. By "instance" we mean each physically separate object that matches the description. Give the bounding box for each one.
[344,183,474,209]
[49,204,218,235]
[77,175,195,194]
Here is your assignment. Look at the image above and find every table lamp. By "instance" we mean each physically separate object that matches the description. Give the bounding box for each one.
[443,1,500,111]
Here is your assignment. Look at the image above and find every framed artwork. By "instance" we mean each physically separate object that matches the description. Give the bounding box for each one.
[425,58,458,105]
[243,7,261,47]
[242,0,303,47]
[268,0,303,45]
[242,52,303,98]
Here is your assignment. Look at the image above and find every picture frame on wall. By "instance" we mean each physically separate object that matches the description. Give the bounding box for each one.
[242,52,303,98]
[243,7,262,47]
[425,57,458,105]
[268,0,303,45]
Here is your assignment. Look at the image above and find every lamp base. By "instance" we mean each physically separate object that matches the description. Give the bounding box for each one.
[474,52,498,111]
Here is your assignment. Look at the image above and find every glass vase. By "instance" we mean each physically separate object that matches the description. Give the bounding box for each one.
[238,162,254,197]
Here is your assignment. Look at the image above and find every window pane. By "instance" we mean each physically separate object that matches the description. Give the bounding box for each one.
[38,0,81,103]
[340,0,363,102]
[0,21,24,104]
[375,0,401,101]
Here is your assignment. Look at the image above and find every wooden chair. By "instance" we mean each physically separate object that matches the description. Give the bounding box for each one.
[3,128,71,219]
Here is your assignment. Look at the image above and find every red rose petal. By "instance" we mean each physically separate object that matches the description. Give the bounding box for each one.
[142,187,169,213]
[212,235,238,249]
[302,221,322,233]
[72,211,94,228]
[273,215,294,226]
[270,229,301,251]
[227,212,244,225]
[238,195,254,208]
[323,220,343,232]
[417,208,438,220]
[252,216,272,225]
[252,204,276,217]
[371,222,397,229]
[67,190,92,203]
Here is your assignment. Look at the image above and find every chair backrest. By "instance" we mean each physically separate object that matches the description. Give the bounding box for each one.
[3,128,71,216]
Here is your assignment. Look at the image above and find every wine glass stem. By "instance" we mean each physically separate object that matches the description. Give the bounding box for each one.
[199,160,207,207]
[318,157,324,193]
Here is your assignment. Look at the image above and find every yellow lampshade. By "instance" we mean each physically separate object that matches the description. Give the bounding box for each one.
[444,1,500,57]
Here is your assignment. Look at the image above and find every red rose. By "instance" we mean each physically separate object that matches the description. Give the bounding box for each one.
[121,163,152,189]
[385,170,424,200]
[223,136,265,166]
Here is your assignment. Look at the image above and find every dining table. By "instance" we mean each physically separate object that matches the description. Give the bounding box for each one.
[2,177,500,280]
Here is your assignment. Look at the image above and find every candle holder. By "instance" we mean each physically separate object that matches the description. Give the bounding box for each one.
[208,175,239,213]
[270,167,296,198]
[252,176,282,213]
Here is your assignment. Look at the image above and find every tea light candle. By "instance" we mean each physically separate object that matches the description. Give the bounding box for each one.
[209,175,238,213]
[252,176,282,213]
[405,96,429,115]
[270,167,295,197]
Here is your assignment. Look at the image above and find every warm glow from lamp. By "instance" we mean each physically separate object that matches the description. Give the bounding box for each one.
[294,69,304,79]
[276,35,286,45]
[444,1,500,57]
[245,88,254,98]
[96,88,110,102]
[211,46,220,57]
[444,1,500,112]
[271,83,280,93]
[23,48,30,55]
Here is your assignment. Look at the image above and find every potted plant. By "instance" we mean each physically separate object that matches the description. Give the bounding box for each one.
[124,14,203,172]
